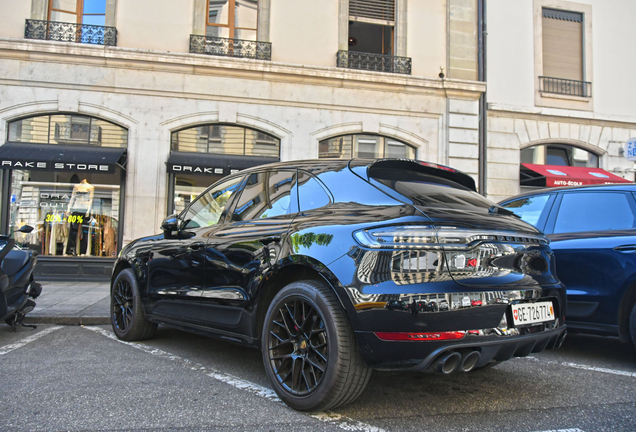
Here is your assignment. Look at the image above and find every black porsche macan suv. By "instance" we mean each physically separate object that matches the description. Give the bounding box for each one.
[110,159,567,411]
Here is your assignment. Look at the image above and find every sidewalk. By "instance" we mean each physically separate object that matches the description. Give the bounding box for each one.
[28,281,110,325]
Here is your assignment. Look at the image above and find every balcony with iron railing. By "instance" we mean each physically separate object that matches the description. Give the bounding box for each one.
[24,19,117,46]
[337,50,412,75]
[539,76,592,98]
[190,35,271,61]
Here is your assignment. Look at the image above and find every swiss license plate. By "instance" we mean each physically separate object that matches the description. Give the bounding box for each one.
[510,301,555,326]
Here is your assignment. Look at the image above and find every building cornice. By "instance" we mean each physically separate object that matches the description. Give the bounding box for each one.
[0,37,485,100]
[488,102,636,128]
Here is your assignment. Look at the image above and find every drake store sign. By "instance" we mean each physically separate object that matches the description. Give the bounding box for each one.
[1,160,110,171]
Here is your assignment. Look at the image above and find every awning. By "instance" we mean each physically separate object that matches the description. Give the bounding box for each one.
[0,142,126,174]
[521,163,632,187]
[167,151,279,176]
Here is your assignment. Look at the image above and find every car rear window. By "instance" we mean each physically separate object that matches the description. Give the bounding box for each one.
[369,168,494,211]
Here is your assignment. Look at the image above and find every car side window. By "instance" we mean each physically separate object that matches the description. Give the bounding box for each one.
[297,171,331,212]
[182,176,243,229]
[553,192,636,234]
[501,194,551,228]
[231,170,297,221]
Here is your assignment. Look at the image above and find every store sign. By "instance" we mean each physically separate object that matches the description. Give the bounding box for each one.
[0,160,111,172]
[168,164,225,175]
[625,138,636,161]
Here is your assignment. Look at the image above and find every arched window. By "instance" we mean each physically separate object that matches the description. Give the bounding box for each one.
[171,124,279,158]
[319,134,416,159]
[521,143,599,168]
[3,114,127,261]
[168,124,280,215]
[8,114,128,148]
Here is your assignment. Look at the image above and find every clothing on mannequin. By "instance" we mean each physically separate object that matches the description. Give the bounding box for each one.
[65,179,94,256]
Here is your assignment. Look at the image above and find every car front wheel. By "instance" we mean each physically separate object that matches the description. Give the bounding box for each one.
[261,280,371,411]
[111,268,157,341]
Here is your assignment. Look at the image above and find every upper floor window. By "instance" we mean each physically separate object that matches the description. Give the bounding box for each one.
[8,114,128,148]
[207,0,258,41]
[540,7,590,97]
[319,134,415,159]
[521,144,598,168]
[171,124,279,158]
[48,0,106,26]
[348,0,395,56]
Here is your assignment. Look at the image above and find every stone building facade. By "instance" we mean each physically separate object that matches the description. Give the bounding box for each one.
[486,0,636,202]
[0,0,485,278]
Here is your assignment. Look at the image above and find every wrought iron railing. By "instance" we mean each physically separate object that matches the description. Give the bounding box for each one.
[337,50,412,75]
[189,35,271,60]
[25,19,117,46]
[539,76,592,97]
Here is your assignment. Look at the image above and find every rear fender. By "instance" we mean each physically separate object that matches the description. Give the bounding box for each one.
[252,254,354,346]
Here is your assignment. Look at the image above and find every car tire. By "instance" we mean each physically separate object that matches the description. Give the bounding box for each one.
[111,268,157,341]
[261,280,371,411]
[629,302,636,348]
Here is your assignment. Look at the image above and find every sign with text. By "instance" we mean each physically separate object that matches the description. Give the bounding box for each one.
[625,137,636,161]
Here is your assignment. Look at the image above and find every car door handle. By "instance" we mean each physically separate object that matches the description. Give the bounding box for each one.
[614,245,636,253]
[188,242,205,251]
[259,235,281,245]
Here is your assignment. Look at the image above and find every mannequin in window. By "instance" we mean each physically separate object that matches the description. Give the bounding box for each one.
[64,179,94,256]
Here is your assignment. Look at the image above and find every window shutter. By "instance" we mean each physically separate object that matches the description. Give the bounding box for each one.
[349,0,395,25]
[542,8,583,81]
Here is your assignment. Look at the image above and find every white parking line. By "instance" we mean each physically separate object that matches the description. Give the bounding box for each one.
[84,326,385,432]
[528,428,584,432]
[524,356,636,378]
[530,429,585,432]
[0,325,63,355]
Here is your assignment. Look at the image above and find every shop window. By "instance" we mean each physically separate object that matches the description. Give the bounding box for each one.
[8,114,128,148]
[318,134,415,159]
[10,168,123,257]
[5,113,128,258]
[521,143,598,167]
[207,0,258,40]
[48,0,107,26]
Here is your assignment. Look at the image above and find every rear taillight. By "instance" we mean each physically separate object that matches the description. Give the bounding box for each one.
[353,226,548,275]
[375,331,466,341]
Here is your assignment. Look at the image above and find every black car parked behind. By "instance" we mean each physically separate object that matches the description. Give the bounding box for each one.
[111,159,567,411]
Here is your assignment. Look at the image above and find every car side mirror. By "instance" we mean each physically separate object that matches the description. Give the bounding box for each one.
[18,225,34,234]
[161,214,179,233]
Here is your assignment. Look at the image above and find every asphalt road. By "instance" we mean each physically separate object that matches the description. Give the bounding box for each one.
[1,324,635,432]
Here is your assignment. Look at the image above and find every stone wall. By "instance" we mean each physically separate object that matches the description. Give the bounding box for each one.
[487,110,636,202]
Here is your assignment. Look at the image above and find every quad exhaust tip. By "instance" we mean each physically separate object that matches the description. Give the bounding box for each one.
[435,350,481,374]
[460,351,481,372]
[435,352,462,374]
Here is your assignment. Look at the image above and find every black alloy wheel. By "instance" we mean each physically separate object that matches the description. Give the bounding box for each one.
[110,269,157,341]
[112,276,133,333]
[262,280,371,411]
[267,297,329,396]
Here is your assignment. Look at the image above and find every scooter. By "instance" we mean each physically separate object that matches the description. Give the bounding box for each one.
[0,225,41,331]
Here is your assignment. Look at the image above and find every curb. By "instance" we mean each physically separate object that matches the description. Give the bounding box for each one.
[27,316,110,325]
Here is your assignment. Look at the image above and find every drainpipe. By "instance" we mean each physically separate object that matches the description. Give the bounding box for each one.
[478,0,487,196]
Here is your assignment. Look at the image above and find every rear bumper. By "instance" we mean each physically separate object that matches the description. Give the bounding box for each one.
[355,325,567,371]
